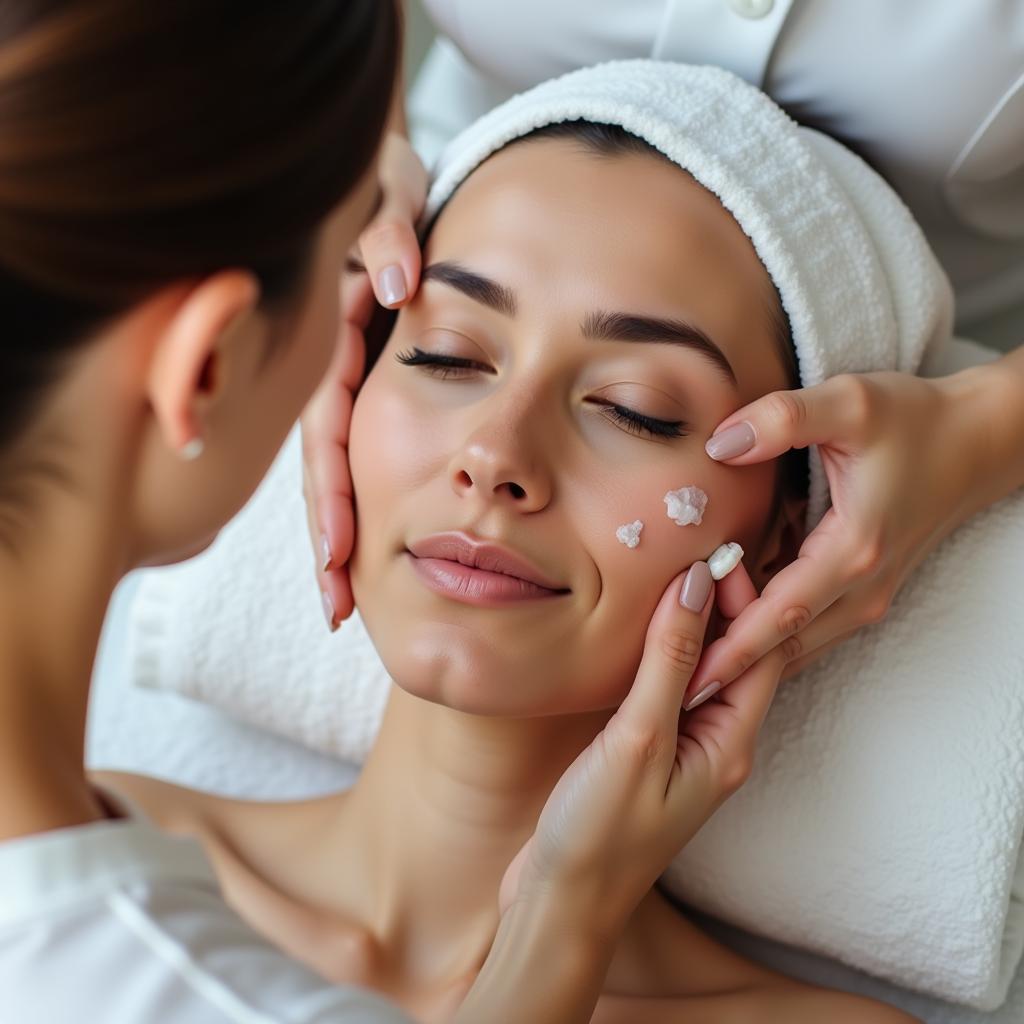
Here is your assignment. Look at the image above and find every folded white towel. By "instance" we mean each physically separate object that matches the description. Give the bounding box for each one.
[127,62,1024,1009]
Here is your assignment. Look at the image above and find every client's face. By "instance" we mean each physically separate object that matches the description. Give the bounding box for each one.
[349,138,794,716]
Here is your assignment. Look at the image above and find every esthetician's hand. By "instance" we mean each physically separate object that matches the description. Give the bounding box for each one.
[685,365,1019,701]
[301,132,428,626]
[498,561,784,939]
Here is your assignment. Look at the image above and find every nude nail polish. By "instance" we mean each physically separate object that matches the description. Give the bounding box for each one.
[680,561,712,611]
[705,421,755,461]
[684,681,721,711]
[378,264,407,307]
[322,590,337,631]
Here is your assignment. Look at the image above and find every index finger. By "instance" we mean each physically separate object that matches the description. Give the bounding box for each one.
[614,564,715,744]
[705,375,871,466]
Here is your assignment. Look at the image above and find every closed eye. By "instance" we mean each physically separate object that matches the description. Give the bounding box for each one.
[396,347,688,439]
[598,401,689,439]
[394,347,494,380]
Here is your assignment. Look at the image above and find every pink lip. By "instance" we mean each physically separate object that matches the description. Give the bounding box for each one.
[406,532,569,607]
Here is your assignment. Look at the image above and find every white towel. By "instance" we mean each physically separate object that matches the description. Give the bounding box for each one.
[127,62,1024,1008]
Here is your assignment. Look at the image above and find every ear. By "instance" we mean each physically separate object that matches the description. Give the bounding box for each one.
[146,270,260,458]
[751,493,808,590]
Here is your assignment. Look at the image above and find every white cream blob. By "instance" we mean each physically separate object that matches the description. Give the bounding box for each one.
[708,542,744,580]
[615,520,644,549]
[663,485,708,526]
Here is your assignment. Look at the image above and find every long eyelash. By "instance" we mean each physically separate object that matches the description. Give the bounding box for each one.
[394,347,485,379]
[605,403,688,439]
[395,349,686,438]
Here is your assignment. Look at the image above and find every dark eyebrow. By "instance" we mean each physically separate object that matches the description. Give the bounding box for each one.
[582,310,737,386]
[421,261,517,318]
[421,261,736,386]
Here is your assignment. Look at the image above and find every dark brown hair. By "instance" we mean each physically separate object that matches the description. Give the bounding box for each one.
[0,0,398,456]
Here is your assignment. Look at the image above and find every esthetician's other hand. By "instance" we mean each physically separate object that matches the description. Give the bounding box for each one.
[497,562,783,938]
[685,366,1017,701]
[301,132,428,626]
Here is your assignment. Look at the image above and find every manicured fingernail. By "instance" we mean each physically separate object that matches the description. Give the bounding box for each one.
[705,421,755,460]
[321,590,337,631]
[684,680,721,711]
[378,264,407,306]
[320,533,333,573]
[680,561,712,611]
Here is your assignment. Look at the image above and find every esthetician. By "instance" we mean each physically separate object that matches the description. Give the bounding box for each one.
[305,1,1024,699]
[0,3,782,1022]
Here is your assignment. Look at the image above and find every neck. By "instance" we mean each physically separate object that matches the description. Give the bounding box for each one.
[0,459,130,840]
[338,684,613,982]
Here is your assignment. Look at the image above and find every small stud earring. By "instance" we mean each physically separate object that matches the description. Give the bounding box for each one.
[180,437,205,461]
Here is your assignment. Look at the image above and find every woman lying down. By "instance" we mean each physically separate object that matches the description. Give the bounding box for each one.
[99,62,950,1023]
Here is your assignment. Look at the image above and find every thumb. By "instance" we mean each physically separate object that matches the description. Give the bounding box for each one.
[705,374,872,465]
[359,134,428,309]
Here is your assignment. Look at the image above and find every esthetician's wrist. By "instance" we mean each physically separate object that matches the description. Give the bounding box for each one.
[453,894,616,1024]
[939,355,1024,520]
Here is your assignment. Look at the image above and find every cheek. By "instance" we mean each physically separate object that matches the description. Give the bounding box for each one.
[581,455,775,575]
[568,454,777,697]
[352,374,433,505]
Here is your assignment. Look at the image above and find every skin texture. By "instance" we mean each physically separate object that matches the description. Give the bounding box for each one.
[349,138,800,717]
[101,141,913,1023]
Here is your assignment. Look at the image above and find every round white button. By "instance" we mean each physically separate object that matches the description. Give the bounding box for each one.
[729,0,774,18]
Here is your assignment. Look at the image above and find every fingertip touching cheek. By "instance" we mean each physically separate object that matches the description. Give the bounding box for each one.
[348,132,798,718]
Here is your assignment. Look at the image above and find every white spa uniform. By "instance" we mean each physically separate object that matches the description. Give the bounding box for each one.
[410,0,1024,352]
[0,811,411,1023]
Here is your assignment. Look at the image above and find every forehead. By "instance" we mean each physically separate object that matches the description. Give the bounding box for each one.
[427,137,790,402]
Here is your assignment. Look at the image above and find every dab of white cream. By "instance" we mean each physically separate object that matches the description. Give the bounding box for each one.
[708,542,744,580]
[663,485,708,526]
[616,520,644,549]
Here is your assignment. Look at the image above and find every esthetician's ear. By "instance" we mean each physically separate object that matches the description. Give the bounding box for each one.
[146,271,261,456]
[750,494,808,591]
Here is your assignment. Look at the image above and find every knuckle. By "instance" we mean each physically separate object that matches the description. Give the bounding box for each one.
[659,630,702,675]
[780,633,803,663]
[763,390,806,433]
[848,535,885,578]
[778,604,812,636]
[720,754,754,794]
[731,647,758,676]
[617,723,665,769]
[836,374,877,426]
[860,593,892,626]
[359,219,410,253]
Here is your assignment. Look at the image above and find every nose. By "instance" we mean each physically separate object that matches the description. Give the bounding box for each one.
[448,419,552,514]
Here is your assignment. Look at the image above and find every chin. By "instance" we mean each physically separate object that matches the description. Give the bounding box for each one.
[373,627,627,719]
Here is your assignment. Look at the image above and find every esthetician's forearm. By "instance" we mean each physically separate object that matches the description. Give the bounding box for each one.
[951,343,1024,516]
[453,897,614,1024]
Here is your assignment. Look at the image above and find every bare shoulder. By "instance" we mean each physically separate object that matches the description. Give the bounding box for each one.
[90,769,222,834]
[89,769,317,842]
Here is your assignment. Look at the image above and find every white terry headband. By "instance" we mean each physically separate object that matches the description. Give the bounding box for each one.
[423,60,954,528]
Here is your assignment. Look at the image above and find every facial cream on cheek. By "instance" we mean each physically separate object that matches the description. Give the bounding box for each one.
[615,520,644,549]
[663,485,708,526]
[611,488,744,583]
[614,485,709,552]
